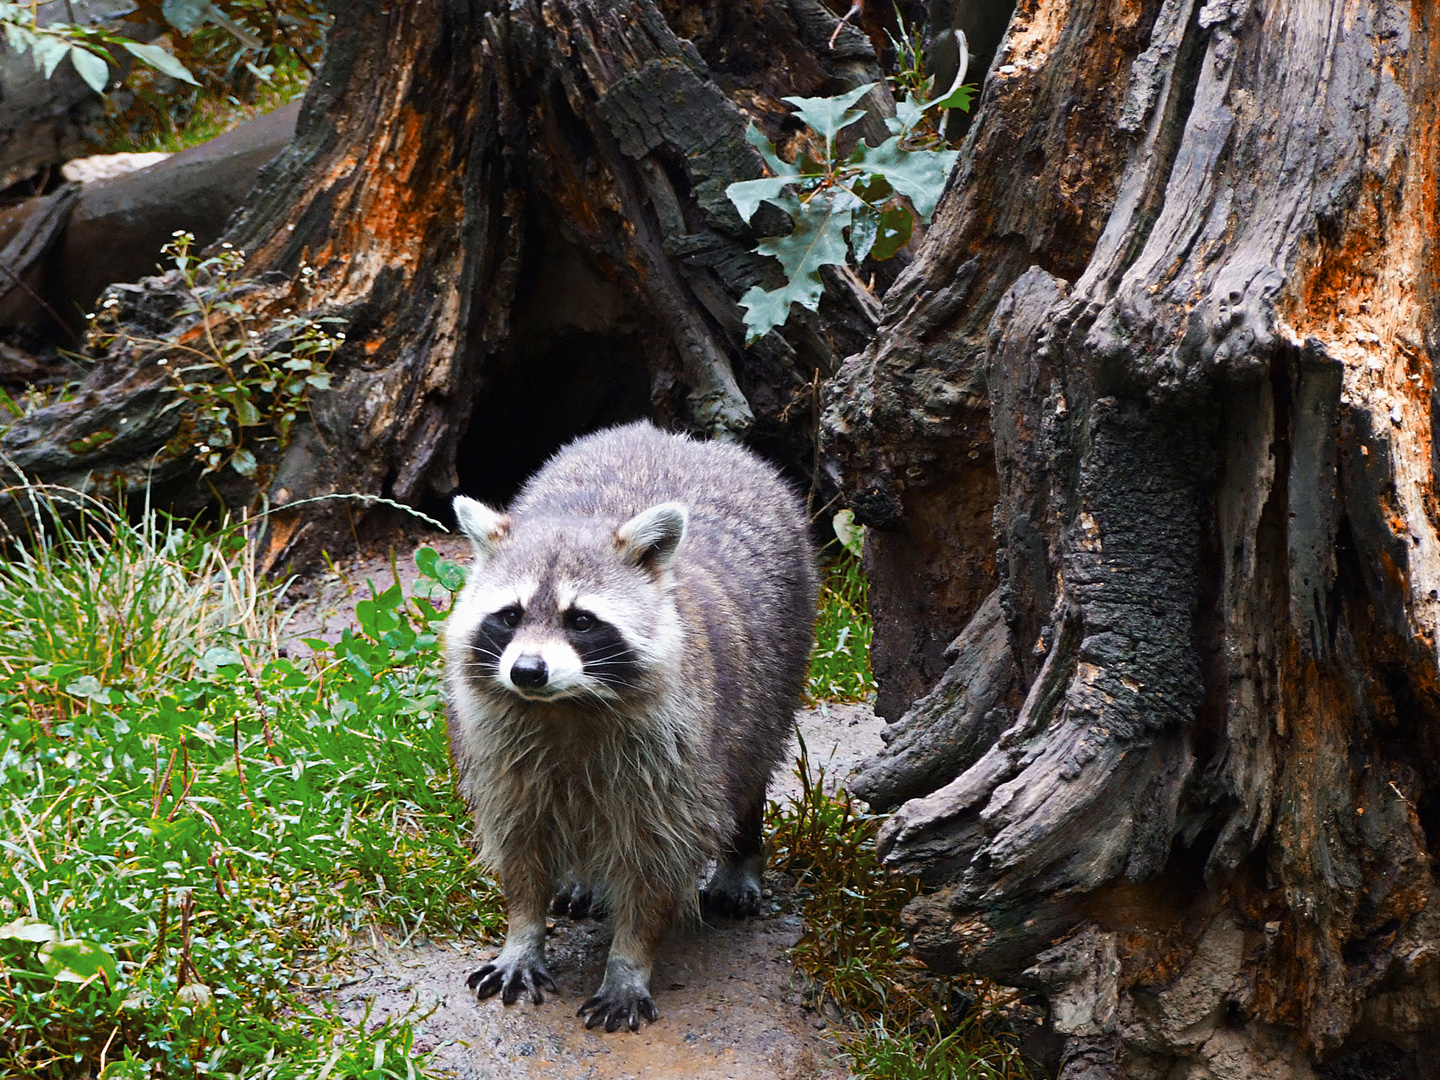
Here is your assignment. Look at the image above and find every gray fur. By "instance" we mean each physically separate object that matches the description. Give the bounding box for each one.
[445,421,817,1032]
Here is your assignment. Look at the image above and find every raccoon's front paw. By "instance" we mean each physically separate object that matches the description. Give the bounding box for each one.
[467,953,558,1006]
[552,881,607,920]
[700,860,763,918]
[577,972,658,1032]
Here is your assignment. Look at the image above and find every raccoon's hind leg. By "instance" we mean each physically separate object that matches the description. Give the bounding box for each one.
[552,877,607,920]
[468,859,558,1006]
[700,787,765,918]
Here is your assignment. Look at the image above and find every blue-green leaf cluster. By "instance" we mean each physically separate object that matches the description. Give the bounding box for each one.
[727,73,973,344]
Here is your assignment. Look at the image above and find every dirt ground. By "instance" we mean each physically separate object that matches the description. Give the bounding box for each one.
[281,529,888,1080]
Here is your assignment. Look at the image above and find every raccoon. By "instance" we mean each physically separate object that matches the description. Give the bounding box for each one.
[444,421,817,1032]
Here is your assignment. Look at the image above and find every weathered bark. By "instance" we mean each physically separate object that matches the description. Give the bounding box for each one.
[836,0,1440,1075]
[0,0,887,568]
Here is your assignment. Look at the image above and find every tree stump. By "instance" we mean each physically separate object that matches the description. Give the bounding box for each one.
[836,0,1440,1074]
[0,0,887,570]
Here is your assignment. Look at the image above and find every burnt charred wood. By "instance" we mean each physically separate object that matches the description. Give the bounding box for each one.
[839,0,1440,1073]
[1,0,884,568]
[0,184,79,343]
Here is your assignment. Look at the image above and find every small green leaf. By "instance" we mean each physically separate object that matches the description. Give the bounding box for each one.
[0,918,57,943]
[99,1059,150,1080]
[891,93,927,135]
[753,193,853,284]
[435,559,467,592]
[847,137,960,221]
[833,509,865,559]
[850,175,893,204]
[68,45,110,94]
[744,124,797,178]
[930,82,976,112]
[739,280,819,343]
[414,546,439,578]
[740,192,854,343]
[38,939,118,986]
[121,41,198,85]
[305,373,332,390]
[869,206,914,260]
[230,448,258,477]
[781,83,876,144]
[65,675,111,703]
[231,393,262,427]
[726,176,796,225]
[30,36,69,79]
[849,209,879,263]
[200,646,242,671]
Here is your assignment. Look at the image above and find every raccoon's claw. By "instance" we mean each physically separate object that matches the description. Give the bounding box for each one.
[577,988,659,1032]
[467,959,558,1006]
[552,883,607,920]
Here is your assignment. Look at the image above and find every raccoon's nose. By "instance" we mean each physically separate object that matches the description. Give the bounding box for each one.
[509,654,548,689]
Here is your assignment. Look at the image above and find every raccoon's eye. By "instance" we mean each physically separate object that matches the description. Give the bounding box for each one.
[565,610,596,632]
[498,605,522,628]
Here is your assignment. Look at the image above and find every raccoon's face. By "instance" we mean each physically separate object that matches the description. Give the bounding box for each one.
[446,498,687,704]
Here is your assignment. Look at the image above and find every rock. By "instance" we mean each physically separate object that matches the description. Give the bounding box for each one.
[0,101,299,343]
[56,101,299,328]
[60,152,171,183]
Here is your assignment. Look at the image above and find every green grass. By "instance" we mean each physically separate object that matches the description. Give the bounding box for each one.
[103,58,310,154]
[807,552,875,703]
[767,745,1036,1080]
[0,494,1015,1077]
[0,492,493,1077]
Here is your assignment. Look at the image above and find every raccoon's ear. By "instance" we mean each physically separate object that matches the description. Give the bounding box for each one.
[616,501,688,573]
[453,496,510,561]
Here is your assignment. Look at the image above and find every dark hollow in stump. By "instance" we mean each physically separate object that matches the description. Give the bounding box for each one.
[0,0,891,566]
[834,0,1440,1075]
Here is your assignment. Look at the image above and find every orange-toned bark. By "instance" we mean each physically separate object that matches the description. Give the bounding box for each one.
[841,0,1440,1074]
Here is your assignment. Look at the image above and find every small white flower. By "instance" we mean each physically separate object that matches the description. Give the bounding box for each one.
[335,333,346,340]
[221,242,233,249]
[197,445,210,453]
[157,358,168,366]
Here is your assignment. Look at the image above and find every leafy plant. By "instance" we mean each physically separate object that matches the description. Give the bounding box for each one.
[89,231,343,485]
[767,746,1033,1079]
[0,488,486,1077]
[0,1,199,94]
[103,1,329,153]
[726,67,974,343]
